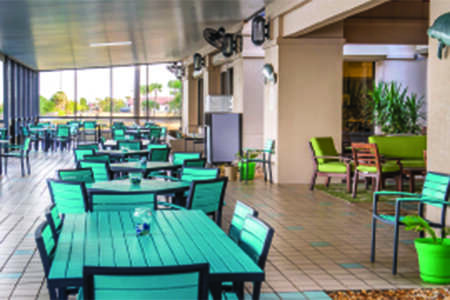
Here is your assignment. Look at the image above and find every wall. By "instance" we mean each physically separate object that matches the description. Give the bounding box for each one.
[426,0,450,224]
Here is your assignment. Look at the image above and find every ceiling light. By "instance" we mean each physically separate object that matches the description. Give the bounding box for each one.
[89,41,132,47]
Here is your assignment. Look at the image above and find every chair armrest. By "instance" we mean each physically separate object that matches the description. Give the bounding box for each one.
[374,191,419,197]
[396,197,422,202]
[315,155,352,163]
[420,198,450,206]
[156,201,186,210]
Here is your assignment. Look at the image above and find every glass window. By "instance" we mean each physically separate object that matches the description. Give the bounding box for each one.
[77,68,110,126]
[112,66,135,125]
[39,70,75,116]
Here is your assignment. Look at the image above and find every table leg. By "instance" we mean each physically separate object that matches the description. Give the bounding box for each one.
[172,191,186,207]
[409,172,415,193]
[252,281,262,300]
[209,281,222,300]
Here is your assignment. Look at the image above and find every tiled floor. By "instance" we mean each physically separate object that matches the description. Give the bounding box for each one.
[0,151,446,299]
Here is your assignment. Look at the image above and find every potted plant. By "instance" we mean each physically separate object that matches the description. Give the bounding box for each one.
[236,150,260,181]
[367,81,425,135]
[403,215,450,284]
[223,164,238,181]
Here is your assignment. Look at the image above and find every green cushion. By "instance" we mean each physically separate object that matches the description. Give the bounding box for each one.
[310,137,339,164]
[357,162,400,174]
[400,159,425,169]
[318,162,349,173]
[368,135,426,160]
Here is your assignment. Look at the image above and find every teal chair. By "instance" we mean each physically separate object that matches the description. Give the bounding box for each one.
[0,137,31,176]
[112,128,126,141]
[82,264,210,300]
[150,127,162,142]
[240,139,275,184]
[83,154,110,163]
[73,148,94,164]
[55,125,71,151]
[228,201,259,243]
[45,204,64,241]
[371,171,450,275]
[83,121,97,142]
[309,137,352,192]
[77,143,99,150]
[57,168,95,183]
[0,128,8,140]
[181,167,219,182]
[87,191,156,212]
[118,140,141,150]
[172,152,202,165]
[35,221,78,300]
[186,177,228,226]
[147,143,168,151]
[149,148,171,162]
[47,179,89,214]
[79,160,112,182]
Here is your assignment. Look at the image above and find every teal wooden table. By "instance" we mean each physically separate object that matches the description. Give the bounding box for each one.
[48,210,264,299]
[109,161,181,174]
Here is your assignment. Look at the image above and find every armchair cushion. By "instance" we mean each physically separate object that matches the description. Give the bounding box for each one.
[357,162,400,173]
[310,137,339,164]
[400,159,425,169]
[368,135,426,160]
[318,161,350,173]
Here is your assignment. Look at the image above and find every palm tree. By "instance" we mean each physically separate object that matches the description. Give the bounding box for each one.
[140,83,162,116]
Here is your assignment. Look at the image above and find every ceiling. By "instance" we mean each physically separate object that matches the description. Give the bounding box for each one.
[0,0,267,71]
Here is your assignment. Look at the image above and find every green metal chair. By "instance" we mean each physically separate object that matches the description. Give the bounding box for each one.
[118,140,141,150]
[79,160,112,182]
[0,128,8,140]
[55,125,71,151]
[172,152,202,165]
[229,201,259,243]
[309,137,352,193]
[36,221,78,300]
[82,154,110,163]
[235,216,274,299]
[73,148,95,164]
[150,127,162,142]
[149,148,171,162]
[112,128,126,141]
[45,203,64,242]
[1,137,31,176]
[87,191,156,212]
[240,139,275,184]
[57,168,95,183]
[181,167,219,182]
[83,121,97,142]
[47,179,89,214]
[371,171,450,275]
[77,143,99,150]
[147,143,168,151]
[184,159,207,168]
[186,177,228,226]
[82,264,210,300]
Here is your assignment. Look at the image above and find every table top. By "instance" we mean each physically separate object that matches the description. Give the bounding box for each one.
[87,179,189,193]
[110,161,181,173]
[96,149,149,157]
[48,210,263,285]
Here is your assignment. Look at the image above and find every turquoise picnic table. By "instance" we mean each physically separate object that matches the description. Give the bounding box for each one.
[47,210,264,299]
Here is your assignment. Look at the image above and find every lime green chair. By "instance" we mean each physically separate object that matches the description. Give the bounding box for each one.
[351,143,402,198]
[82,264,210,300]
[309,137,352,192]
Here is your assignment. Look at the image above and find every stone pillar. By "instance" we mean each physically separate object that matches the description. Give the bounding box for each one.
[264,37,344,183]
[182,65,199,134]
[425,0,450,224]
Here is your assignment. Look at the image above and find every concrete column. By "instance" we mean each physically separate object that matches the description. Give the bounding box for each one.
[182,65,199,134]
[426,0,450,224]
[264,37,344,183]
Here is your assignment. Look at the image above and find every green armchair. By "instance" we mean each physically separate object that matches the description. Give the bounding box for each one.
[309,137,352,192]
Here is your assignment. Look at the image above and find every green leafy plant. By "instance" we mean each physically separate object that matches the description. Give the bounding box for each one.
[367,81,425,134]
[403,215,450,244]
[235,150,260,161]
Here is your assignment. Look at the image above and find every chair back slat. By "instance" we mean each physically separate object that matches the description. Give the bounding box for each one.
[56,125,70,138]
[77,143,99,150]
[181,168,219,182]
[89,191,155,212]
[421,172,450,207]
[149,148,170,162]
[79,161,111,181]
[118,140,141,151]
[45,204,63,241]
[229,201,258,243]
[47,179,89,214]
[352,143,381,169]
[264,139,275,153]
[83,154,110,163]
[83,264,209,300]
[172,152,202,166]
[58,168,95,183]
[74,148,95,163]
[35,221,56,276]
[84,121,97,130]
[183,159,207,168]
[239,216,274,269]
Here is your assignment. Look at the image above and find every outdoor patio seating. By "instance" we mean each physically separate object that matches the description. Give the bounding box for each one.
[45,204,64,241]
[149,147,171,162]
[351,143,403,198]
[47,179,89,213]
[309,137,352,192]
[0,137,31,176]
[57,168,95,183]
[79,160,113,181]
[240,139,275,184]
[371,171,450,275]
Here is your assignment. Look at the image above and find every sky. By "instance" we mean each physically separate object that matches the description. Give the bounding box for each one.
[39,64,176,103]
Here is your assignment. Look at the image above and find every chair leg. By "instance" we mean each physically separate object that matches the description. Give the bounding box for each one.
[392,221,400,275]
[365,178,370,190]
[325,177,331,188]
[20,158,25,177]
[233,282,244,300]
[245,161,248,184]
[252,281,262,300]
[397,174,403,192]
[4,157,7,174]
[371,217,377,263]
[352,172,359,198]
[263,159,267,182]
[309,172,317,191]
[346,167,352,193]
[26,156,31,175]
[268,160,273,184]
